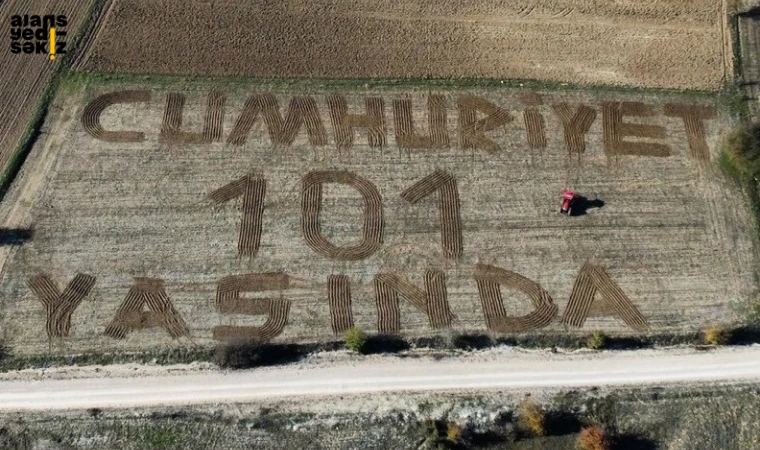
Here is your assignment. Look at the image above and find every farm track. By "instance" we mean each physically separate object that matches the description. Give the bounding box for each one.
[3,346,760,411]
[73,0,725,90]
[0,0,95,176]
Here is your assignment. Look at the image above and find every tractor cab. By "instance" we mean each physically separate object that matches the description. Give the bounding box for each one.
[560,189,576,215]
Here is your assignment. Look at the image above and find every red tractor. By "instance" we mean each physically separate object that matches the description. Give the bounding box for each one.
[560,189,576,215]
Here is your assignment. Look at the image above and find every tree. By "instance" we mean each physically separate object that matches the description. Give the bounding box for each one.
[577,425,610,450]
[344,326,366,352]
[518,398,545,436]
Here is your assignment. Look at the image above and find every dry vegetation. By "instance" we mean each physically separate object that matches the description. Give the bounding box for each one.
[0,81,754,357]
[3,384,757,450]
[73,0,728,90]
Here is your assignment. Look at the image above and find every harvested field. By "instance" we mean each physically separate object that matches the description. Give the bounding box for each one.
[0,81,755,356]
[74,0,728,90]
[0,0,95,178]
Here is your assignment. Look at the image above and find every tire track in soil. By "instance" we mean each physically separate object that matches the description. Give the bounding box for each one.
[213,273,291,342]
[301,170,383,261]
[374,270,452,334]
[27,273,96,338]
[401,170,462,260]
[562,263,649,331]
[82,91,151,142]
[663,103,716,162]
[474,264,558,333]
[328,275,353,333]
[104,278,189,339]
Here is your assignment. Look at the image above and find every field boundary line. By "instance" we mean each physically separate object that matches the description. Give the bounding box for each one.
[0,89,85,277]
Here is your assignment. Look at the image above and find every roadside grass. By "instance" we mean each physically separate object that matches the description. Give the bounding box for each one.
[64,69,727,103]
[3,328,752,373]
[6,384,757,450]
[716,113,760,325]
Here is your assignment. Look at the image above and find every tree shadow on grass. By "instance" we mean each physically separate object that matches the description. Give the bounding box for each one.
[360,335,410,355]
[453,333,493,350]
[544,411,583,436]
[612,433,658,450]
[728,326,760,345]
[214,341,310,369]
[604,336,652,350]
[468,430,510,447]
[0,228,33,246]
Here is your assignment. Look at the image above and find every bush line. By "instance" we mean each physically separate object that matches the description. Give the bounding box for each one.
[3,325,760,372]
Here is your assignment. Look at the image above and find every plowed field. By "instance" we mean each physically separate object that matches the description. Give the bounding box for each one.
[74,0,729,90]
[0,81,754,356]
[0,0,95,180]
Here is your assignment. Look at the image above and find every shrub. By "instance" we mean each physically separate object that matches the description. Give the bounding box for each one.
[577,425,610,450]
[721,124,760,180]
[518,398,545,436]
[703,325,729,345]
[344,327,366,352]
[587,331,607,350]
[446,422,463,443]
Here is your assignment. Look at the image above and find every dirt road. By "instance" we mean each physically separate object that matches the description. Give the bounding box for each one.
[1,346,759,411]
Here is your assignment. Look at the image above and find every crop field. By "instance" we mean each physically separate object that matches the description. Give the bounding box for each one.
[0,0,95,179]
[0,80,754,356]
[73,0,730,90]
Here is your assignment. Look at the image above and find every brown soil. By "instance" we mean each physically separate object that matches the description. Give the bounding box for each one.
[208,174,267,256]
[213,303,291,342]
[474,264,558,333]
[328,95,386,152]
[213,273,292,341]
[0,85,754,355]
[328,275,354,333]
[551,104,597,155]
[401,170,462,260]
[458,95,513,154]
[523,107,547,150]
[664,103,717,161]
[82,90,151,142]
[26,273,96,338]
[72,0,727,90]
[374,270,453,334]
[562,263,649,331]
[104,278,189,339]
[0,0,95,175]
[301,170,384,260]
[603,102,670,157]
[393,95,449,149]
[227,95,328,147]
[159,92,225,144]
